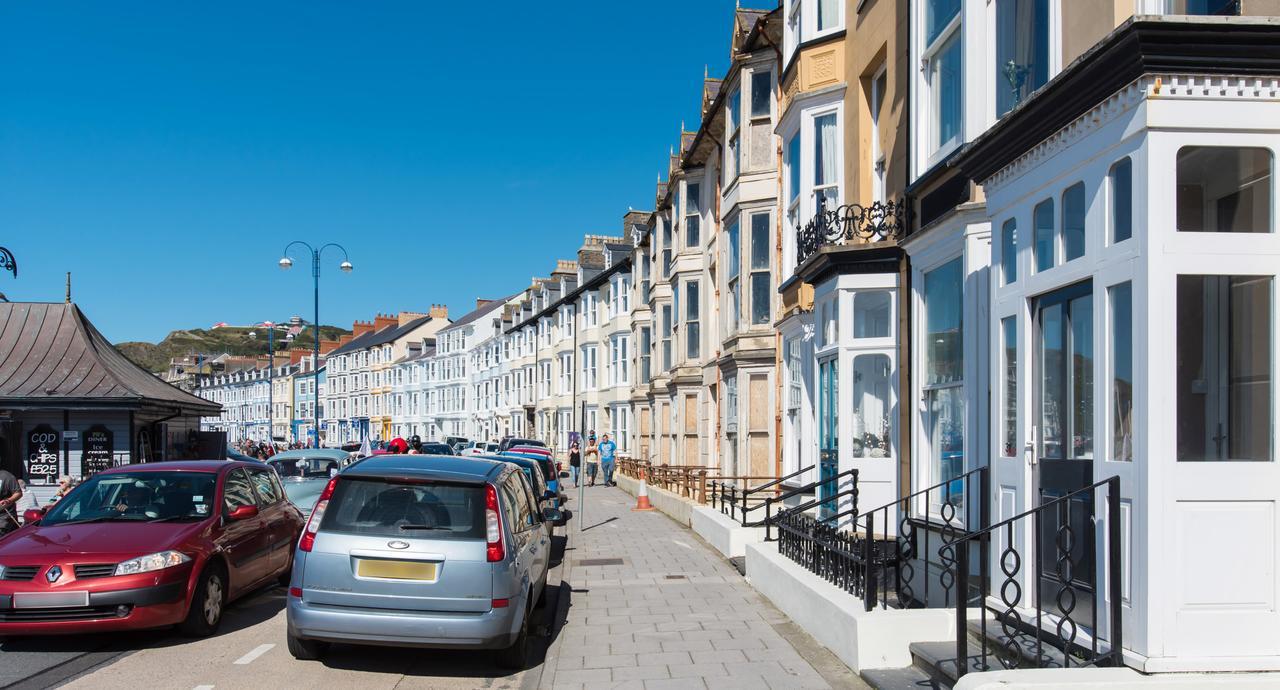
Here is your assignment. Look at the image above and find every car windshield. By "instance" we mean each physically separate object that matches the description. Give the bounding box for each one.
[41,471,219,525]
[320,477,484,539]
[272,456,338,478]
[422,444,452,455]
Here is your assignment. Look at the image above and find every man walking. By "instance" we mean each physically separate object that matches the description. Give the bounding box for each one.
[598,433,618,487]
[0,467,24,537]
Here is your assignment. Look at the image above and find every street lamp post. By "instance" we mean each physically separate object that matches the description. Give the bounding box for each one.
[279,242,353,448]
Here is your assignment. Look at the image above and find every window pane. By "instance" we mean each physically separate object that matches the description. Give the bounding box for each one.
[995,0,1049,116]
[729,90,741,133]
[1034,198,1055,272]
[686,183,701,215]
[728,221,741,279]
[928,386,965,485]
[751,214,770,269]
[1069,293,1093,460]
[1001,218,1018,284]
[852,354,892,458]
[1176,147,1272,233]
[1110,158,1133,243]
[687,215,700,247]
[931,33,963,152]
[854,291,891,338]
[687,281,699,320]
[1110,283,1133,461]
[1002,317,1018,457]
[687,323,700,360]
[751,71,771,117]
[925,259,964,385]
[814,113,838,189]
[787,135,800,204]
[820,359,839,450]
[926,0,961,45]
[1170,0,1241,14]
[751,274,770,325]
[817,0,839,30]
[1177,275,1272,462]
[1062,182,1086,262]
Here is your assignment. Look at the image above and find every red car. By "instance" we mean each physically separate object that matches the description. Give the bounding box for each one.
[0,461,303,638]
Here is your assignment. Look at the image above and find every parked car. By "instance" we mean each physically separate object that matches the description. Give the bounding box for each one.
[0,461,304,638]
[421,442,454,455]
[268,449,353,478]
[477,455,559,525]
[443,436,469,453]
[225,446,265,464]
[498,437,545,452]
[285,455,560,668]
[281,477,331,513]
[461,442,500,457]
[502,451,563,507]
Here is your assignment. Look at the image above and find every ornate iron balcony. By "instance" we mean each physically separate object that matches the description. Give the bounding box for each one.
[796,199,907,265]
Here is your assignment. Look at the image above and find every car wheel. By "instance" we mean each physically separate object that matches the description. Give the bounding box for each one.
[495,598,530,670]
[287,631,329,660]
[180,565,226,637]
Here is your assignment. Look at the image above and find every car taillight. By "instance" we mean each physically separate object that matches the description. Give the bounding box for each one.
[299,476,339,553]
[485,483,505,563]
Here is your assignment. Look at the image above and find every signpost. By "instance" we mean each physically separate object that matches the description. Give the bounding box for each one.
[83,426,114,476]
[26,425,59,484]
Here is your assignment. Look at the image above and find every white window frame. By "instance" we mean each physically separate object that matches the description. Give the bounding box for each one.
[919,0,963,166]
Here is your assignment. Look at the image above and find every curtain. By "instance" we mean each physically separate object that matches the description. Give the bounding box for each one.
[814,113,839,211]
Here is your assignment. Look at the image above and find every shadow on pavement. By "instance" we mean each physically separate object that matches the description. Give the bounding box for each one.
[581,516,618,532]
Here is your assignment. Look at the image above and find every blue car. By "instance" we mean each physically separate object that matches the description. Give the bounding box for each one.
[477,454,561,512]
[501,451,562,506]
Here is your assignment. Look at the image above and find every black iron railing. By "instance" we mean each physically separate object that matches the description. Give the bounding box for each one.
[709,464,815,527]
[858,466,990,611]
[773,510,895,612]
[796,198,907,264]
[763,467,859,542]
[948,476,1124,679]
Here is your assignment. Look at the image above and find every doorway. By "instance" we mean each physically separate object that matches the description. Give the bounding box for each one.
[1034,281,1096,623]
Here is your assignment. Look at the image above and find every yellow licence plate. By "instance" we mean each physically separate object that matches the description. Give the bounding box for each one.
[356,559,438,581]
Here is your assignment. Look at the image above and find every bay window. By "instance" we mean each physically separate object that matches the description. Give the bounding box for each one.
[640,327,652,383]
[852,354,892,458]
[1176,147,1272,233]
[787,134,801,234]
[581,346,597,391]
[814,113,839,213]
[727,90,742,181]
[661,305,672,371]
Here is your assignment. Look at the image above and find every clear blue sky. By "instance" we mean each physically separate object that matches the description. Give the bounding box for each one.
[0,0,774,343]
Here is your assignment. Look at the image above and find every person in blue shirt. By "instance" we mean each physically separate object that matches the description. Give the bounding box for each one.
[598,433,618,487]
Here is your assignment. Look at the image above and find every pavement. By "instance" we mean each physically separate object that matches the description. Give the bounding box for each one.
[541,483,864,690]
[0,483,862,689]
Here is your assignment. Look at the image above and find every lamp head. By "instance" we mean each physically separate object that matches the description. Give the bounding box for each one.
[339,260,353,274]
[278,256,293,270]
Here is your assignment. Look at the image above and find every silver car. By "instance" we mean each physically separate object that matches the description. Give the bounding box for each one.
[285,455,557,668]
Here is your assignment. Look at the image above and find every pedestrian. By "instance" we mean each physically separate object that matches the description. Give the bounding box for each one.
[584,432,600,487]
[598,433,618,487]
[568,441,581,486]
[0,466,23,537]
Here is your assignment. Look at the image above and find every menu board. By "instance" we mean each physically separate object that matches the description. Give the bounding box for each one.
[83,426,114,476]
[26,424,60,483]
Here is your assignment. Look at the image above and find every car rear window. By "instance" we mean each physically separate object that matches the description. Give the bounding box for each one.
[319,477,484,539]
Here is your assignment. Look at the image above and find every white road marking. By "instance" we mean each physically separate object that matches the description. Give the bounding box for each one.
[672,539,693,550]
[608,523,619,529]
[194,685,215,690]
[232,643,275,665]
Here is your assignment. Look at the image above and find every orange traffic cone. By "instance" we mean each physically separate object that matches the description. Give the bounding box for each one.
[633,476,655,512]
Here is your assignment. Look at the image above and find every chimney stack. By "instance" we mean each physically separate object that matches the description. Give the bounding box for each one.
[429,304,449,320]
[373,313,397,332]
[352,319,374,337]
[397,311,427,326]
[319,338,340,354]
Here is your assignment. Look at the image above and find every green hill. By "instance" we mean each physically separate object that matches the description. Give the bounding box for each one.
[117,323,351,373]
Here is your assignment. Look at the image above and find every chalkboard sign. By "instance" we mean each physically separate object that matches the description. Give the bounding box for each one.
[83,425,114,476]
[26,424,60,483]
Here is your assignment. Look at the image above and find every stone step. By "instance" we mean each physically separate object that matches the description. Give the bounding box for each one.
[860,665,945,690]
[964,617,1073,671]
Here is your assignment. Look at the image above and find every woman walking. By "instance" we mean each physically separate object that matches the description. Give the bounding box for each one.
[568,441,582,487]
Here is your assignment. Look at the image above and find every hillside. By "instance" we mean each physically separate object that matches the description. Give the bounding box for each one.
[117,323,351,373]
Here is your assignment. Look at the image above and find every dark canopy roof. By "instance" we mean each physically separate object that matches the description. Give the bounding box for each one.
[0,302,220,415]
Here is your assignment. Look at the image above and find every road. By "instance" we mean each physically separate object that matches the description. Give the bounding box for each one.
[0,532,568,690]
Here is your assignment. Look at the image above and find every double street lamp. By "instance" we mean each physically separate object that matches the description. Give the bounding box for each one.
[279,242,353,448]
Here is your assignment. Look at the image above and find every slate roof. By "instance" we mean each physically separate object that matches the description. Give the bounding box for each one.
[439,297,513,333]
[328,315,438,356]
[0,302,221,414]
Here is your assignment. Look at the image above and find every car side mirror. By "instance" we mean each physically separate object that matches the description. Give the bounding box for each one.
[542,490,556,501]
[541,507,563,525]
[22,508,45,524]
[228,504,259,521]
[559,471,570,478]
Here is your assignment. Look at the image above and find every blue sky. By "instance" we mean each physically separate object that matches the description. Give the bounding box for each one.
[0,0,774,343]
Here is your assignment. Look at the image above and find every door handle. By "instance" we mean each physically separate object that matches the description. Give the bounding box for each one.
[1025,425,1038,466]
